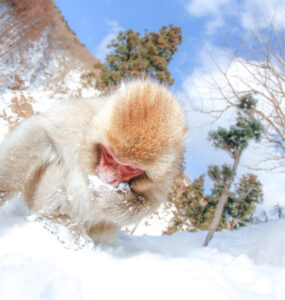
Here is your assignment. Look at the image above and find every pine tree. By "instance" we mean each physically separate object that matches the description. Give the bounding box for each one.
[165,171,263,234]
[203,94,263,246]
[96,25,182,89]
[226,174,263,229]
[165,176,214,234]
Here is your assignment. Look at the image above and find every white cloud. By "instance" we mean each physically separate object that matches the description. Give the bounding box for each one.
[185,0,235,34]
[180,43,285,210]
[186,0,232,17]
[179,43,240,115]
[95,20,123,61]
[185,0,285,34]
[240,0,285,31]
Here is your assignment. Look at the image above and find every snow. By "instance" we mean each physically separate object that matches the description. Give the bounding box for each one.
[0,198,284,300]
[0,7,284,296]
[88,174,131,193]
[125,202,175,236]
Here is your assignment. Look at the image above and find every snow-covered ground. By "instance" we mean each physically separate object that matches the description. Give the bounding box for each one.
[0,198,284,300]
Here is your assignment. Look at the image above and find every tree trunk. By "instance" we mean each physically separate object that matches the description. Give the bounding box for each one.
[203,185,230,246]
[203,153,241,247]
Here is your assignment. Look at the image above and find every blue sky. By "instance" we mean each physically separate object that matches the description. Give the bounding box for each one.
[55,0,285,96]
[56,0,207,92]
[55,0,285,209]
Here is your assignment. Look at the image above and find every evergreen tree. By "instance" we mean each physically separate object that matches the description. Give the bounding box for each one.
[165,172,263,234]
[226,174,263,229]
[96,25,182,89]
[204,95,263,246]
[210,172,263,230]
[165,95,263,240]
[165,176,215,234]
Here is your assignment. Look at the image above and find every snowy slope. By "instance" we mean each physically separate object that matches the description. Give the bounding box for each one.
[0,0,102,134]
[0,199,284,300]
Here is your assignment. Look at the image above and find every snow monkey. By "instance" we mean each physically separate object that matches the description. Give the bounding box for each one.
[0,79,187,243]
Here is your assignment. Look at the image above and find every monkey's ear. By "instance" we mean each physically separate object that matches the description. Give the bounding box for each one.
[130,174,153,193]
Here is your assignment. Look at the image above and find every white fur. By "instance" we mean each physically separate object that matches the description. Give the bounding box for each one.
[0,79,187,243]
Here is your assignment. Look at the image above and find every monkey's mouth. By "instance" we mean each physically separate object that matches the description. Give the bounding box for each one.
[98,145,144,187]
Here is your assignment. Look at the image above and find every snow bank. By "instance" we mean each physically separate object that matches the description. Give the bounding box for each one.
[0,198,285,300]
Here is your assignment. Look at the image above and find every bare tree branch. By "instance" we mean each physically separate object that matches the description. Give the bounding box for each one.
[196,24,285,170]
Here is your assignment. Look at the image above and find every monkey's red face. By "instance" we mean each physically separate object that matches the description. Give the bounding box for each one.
[98,145,144,187]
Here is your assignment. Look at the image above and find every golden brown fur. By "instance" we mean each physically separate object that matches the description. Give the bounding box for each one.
[0,78,187,244]
[108,86,170,162]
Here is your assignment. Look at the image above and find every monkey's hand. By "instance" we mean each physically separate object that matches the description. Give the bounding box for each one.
[88,175,154,224]
[29,214,93,250]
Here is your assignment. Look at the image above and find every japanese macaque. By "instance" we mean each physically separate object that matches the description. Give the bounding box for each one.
[0,79,187,243]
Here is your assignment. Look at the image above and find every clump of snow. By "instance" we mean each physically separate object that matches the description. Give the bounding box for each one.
[0,198,285,300]
[27,215,94,251]
[88,174,131,193]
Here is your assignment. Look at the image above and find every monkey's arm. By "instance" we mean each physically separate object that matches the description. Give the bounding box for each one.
[0,116,57,204]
